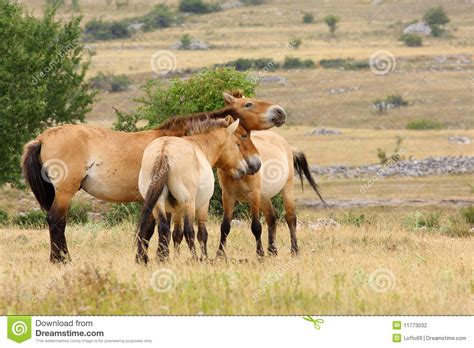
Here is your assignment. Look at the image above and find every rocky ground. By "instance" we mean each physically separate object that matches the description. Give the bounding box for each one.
[310,156,474,179]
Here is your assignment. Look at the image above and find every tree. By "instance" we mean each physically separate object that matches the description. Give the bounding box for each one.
[323,14,340,37]
[303,12,314,24]
[423,6,449,27]
[0,0,95,184]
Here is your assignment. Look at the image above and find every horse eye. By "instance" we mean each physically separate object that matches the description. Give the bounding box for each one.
[244,102,253,108]
[241,134,248,140]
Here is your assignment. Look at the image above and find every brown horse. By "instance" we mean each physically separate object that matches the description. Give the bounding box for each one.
[215,130,326,257]
[21,93,287,263]
[136,118,252,263]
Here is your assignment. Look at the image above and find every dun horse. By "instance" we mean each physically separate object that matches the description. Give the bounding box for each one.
[136,118,253,263]
[215,130,326,257]
[21,92,286,263]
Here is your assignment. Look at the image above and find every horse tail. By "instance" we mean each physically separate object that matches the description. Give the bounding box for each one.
[293,151,327,207]
[137,155,170,241]
[21,140,55,212]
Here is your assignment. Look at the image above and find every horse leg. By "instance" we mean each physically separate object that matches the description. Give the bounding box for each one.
[183,203,197,260]
[136,213,156,265]
[196,204,209,261]
[172,215,183,255]
[262,199,278,256]
[155,207,171,262]
[281,182,298,255]
[217,191,235,258]
[47,189,77,263]
[249,192,264,257]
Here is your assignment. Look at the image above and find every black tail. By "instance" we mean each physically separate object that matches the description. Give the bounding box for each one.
[21,141,55,212]
[137,155,170,243]
[293,151,327,207]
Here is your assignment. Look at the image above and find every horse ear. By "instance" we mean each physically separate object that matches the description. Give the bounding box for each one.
[224,115,235,125]
[223,92,237,105]
[226,119,240,134]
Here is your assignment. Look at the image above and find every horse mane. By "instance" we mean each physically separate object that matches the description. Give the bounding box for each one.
[155,90,246,133]
[184,117,229,136]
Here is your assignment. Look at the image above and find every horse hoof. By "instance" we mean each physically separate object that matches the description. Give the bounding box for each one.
[135,254,149,265]
[268,248,278,256]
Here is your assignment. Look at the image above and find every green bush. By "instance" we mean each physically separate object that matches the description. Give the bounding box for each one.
[179,0,220,14]
[12,210,47,229]
[406,119,442,130]
[319,58,369,70]
[0,208,8,226]
[303,12,314,24]
[376,136,404,165]
[430,24,445,37]
[114,67,256,131]
[242,0,266,5]
[404,211,440,230]
[90,72,131,92]
[290,38,302,49]
[180,34,192,49]
[323,14,340,37]
[84,19,131,41]
[217,58,279,71]
[423,6,449,27]
[84,4,175,41]
[141,4,175,32]
[400,33,422,47]
[338,212,366,227]
[105,202,142,226]
[460,205,474,224]
[0,1,94,185]
[68,202,91,225]
[282,56,315,69]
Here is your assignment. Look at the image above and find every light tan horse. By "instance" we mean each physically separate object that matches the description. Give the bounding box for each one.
[216,130,326,257]
[21,92,287,263]
[136,118,250,263]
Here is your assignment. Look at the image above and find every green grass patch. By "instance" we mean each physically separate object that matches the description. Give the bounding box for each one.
[406,119,443,130]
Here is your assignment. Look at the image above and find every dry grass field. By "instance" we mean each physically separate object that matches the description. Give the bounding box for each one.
[1,206,472,315]
[1,0,472,316]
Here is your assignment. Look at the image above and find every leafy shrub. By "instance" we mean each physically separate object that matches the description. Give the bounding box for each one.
[319,58,369,70]
[217,58,279,71]
[406,119,442,130]
[105,203,142,226]
[90,72,131,92]
[282,56,315,69]
[12,210,47,229]
[404,211,440,230]
[114,67,256,131]
[242,0,266,5]
[460,205,474,224]
[84,4,175,41]
[372,94,408,114]
[400,33,422,47]
[141,4,175,32]
[68,202,91,225]
[84,19,131,41]
[440,217,470,238]
[430,24,445,37]
[338,212,366,227]
[323,14,340,36]
[423,6,449,27]
[0,208,8,226]
[180,34,192,49]
[179,0,220,14]
[377,136,404,165]
[0,1,94,184]
[290,38,302,49]
[303,12,314,24]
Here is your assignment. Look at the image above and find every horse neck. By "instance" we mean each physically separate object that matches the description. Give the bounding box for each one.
[187,130,227,167]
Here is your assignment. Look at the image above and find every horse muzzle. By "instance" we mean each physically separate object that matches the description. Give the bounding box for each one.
[266,105,287,127]
[246,156,261,175]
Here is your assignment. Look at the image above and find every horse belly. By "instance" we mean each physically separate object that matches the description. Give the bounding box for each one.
[195,162,214,209]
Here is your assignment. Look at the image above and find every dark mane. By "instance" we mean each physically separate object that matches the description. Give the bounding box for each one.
[157,107,240,132]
